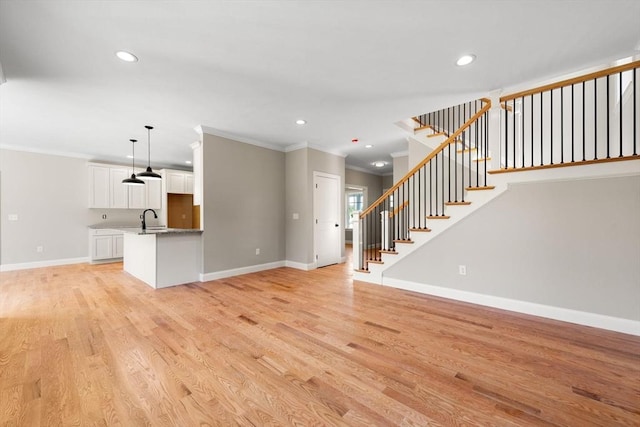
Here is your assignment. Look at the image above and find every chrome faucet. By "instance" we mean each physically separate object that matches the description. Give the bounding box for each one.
[141,209,158,231]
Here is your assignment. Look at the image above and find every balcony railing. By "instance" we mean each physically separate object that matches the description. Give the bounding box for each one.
[496,60,640,172]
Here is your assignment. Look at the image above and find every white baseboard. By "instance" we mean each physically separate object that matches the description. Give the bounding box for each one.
[383,277,640,336]
[200,261,286,282]
[285,260,316,271]
[0,257,89,272]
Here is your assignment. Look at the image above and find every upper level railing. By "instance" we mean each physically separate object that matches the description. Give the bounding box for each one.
[495,60,640,172]
[357,98,491,271]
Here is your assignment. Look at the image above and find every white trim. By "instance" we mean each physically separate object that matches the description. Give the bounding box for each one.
[313,171,342,268]
[0,257,89,272]
[0,144,93,160]
[345,164,384,175]
[383,277,640,336]
[285,260,316,270]
[285,141,347,158]
[390,150,408,158]
[200,261,286,282]
[195,125,284,152]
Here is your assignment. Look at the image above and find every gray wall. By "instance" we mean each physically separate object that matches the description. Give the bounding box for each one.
[285,148,309,264]
[201,134,286,273]
[345,168,384,242]
[286,147,345,265]
[0,149,162,266]
[382,174,393,190]
[385,175,640,321]
[393,155,408,183]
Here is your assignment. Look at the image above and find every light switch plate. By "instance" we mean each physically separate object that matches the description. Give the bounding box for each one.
[8,214,18,221]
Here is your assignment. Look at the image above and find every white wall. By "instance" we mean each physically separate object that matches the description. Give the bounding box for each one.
[0,149,162,268]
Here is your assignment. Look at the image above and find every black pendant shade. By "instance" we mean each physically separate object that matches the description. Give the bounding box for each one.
[137,125,162,180]
[122,139,145,186]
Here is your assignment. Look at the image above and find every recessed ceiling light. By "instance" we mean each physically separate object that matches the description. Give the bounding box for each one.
[373,161,386,168]
[296,119,306,125]
[185,160,192,164]
[456,54,476,66]
[116,51,138,62]
[365,144,373,148]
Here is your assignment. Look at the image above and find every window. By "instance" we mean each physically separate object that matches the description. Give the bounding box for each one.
[345,187,366,229]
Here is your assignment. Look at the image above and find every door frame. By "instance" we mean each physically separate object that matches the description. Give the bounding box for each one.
[313,171,342,268]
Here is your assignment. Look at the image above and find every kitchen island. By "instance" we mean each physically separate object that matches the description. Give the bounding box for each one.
[122,228,203,289]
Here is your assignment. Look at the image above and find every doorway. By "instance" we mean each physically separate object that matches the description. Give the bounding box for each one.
[313,172,341,268]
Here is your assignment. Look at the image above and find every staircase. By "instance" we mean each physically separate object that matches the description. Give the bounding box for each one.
[354,60,640,286]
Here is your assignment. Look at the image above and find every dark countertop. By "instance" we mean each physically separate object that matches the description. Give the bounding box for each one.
[88,224,202,235]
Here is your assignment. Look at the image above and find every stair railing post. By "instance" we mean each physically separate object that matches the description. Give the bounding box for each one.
[352,212,361,270]
[381,210,390,252]
[488,90,502,170]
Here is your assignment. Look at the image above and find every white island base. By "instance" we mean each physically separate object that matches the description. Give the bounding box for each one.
[123,231,202,288]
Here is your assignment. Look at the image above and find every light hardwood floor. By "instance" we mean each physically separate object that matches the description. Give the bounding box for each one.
[1,252,639,426]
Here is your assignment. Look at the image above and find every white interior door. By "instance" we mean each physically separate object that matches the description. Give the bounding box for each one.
[314,172,341,267]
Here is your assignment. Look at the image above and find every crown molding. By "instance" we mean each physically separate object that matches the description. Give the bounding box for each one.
[284,141,347,158]
[0,143,92,160]
[345,164,385,176]
[194,125,284,152]
[390,150,408,158]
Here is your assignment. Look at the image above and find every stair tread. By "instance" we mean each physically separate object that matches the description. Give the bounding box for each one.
[466,185,496,191]
[409,227,432,232]
[457,147,477,153]
[393,239,414,244]
[355,268,370,273]
[427,132,447,138]
[445,201,471,206]
[367,260,384,264]
[379,250,398,255]
[427,215,451,219]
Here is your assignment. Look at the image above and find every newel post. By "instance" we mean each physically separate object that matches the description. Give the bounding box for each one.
[488,90,502,170]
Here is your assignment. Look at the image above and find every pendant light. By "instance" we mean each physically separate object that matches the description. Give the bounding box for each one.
[137,125,162,180]
[122,139,145,186]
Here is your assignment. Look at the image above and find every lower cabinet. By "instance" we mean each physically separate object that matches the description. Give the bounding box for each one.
[89,229,125,263]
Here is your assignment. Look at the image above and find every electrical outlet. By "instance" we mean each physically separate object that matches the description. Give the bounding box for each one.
[458,265,467,276]
[255,248,260,255]
[292,213,299,220]
[102,214,107,220]
[36,246,44,253]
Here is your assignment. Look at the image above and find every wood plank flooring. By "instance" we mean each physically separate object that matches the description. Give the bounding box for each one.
[1,254,639,426]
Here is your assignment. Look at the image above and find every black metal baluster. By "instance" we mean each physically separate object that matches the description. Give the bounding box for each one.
[435,152,438,215]
[571,84,575,162]
[607,75,610,158]
[484,110,488,185]
[594,78,598,160]
[635,67,638,156]
[540,92,544,166]
[583,82,586,161]
[447,143,451,202]
[619,71,623,157]
[513,99,516,168]
[550,89,554,165]
[561,87,564,164]
[521,96,525,168]
[505,100,509,168]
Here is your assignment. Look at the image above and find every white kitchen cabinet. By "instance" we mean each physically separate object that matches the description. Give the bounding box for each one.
[166,170,193,194]
[185,174,194,194]
[110,168,130,208]
[89,165,111,208]
[128,184,146,209]
[146,179,162,209]
[89,163,161,209]
[89,229,125,262]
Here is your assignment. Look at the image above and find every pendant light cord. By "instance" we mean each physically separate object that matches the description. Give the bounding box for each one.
[145,125,154,167]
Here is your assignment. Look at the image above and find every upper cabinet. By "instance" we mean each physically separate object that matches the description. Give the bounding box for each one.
[88,163,162,209]
[165,170,194,194]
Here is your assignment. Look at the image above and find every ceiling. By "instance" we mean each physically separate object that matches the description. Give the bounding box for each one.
[1,1,639,175]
